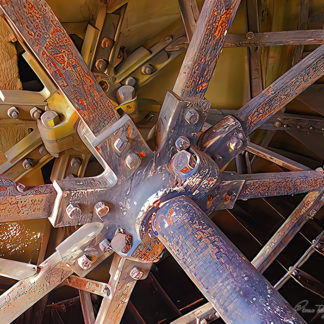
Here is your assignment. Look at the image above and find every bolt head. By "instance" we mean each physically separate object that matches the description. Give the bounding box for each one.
[274,121,281,128]
[171,150,197,175]
[246,31,255,40]
[125,153,141,170]
[111,231,133,254]
[22,158,33,169]
[141,64,154,75]
[7,106,19,119]
[30,107,42,120]
[16,183,26,193]
[175,136,190,151]
[77,255,92,270]
[99,239,112,253]
[129,266,144,280]
[227,136,243,152]
[114,137,128,154]
[41,110,60,128]
[95,58,108,72]
[94,201,110,218]
[184,108,199,125]
[66,203,82,219]
[101,37,113,48]
[125,77,137,87]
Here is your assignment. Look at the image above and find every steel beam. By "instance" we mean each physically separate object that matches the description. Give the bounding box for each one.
[153,196,305,324]
[173,0,241,98]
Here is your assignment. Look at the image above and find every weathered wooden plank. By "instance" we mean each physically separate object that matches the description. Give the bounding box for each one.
[236,44,324,134]
[224,29,324,47]
[173,0,241,98]
[0,0,119,136]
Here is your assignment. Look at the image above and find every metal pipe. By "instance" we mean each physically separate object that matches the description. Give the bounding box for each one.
[153,195,306,324]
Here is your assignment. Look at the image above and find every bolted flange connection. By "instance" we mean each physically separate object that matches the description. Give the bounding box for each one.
[175,136,190,151]
[129,266,144,280]
[171,150,197,175]
[94,201,110,219]
[184,108,199,125]
[66,203,82,219]
[7,106,19,119]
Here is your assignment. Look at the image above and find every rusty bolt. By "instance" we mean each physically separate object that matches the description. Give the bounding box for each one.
[175,136,190,151]
[41,110,60,128]
[30,107,42,120]
[94,201,110,218]
[227,136,243,152]
[7,106,19,119]
[114,137,128,154]
[125,77,136,87]
[22,158,33,169]
[111,231,133,254]
[184,108,199,125]
[141,64,155,75]
[129,266,144,280]
[38,145,48,156]
[125,153,141,170]
[95,58,108,72]
[171,150,197,175]
[246,31,255,40]
[66,203,82,219]
[77,255,92,270]
[101,37,113,48]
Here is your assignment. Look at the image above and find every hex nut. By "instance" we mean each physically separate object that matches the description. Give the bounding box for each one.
[184,108,199,125]
[7,106,19,119]
[125,77,137,87]
[141,64,155,75]
[171,150,197,175]
[114,137,128,154]
[30,107,42,120]
[129,266,144,280]
[22,158,33,169]
[175,136,190,151]
[41,110,60,128]
[227,136,243,152]
[95,58,108,72]
[66,203,82,219]
[101,37,113,48]
[77,255,92,270]
[94,201,110,218]
[125,153,141,170]
[111,231,133,254]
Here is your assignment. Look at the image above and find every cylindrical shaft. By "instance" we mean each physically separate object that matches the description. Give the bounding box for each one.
[153,196,305,324]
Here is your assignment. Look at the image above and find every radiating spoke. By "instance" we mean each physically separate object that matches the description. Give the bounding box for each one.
[236,43,324,134]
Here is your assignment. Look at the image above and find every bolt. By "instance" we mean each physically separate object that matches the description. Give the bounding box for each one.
[101,37,113,48]
[129,266,144,280]
[114,137,128,154]
[22,158,33,169]
[228,136,243,152]
[7,106,19,119]
[175,136,190,151]
[125,153,141,170]
[66,203,82,219]
[184,108,199,125]
[171,150,197,175]
[95,58,108,72]
[30,107,42,120]
[94,201,110,218]
[125,77,137,87]
[141,64,155,75]
[77,255,92,270]
[70,157,82,169]
[274,120,281,128]
[111,231,133,254]
[246,31,255,40]
[38,145,48,156]
[99,239,112,253]
[309,209,317,217]
[41,110,60,128]
[16,183,26,193]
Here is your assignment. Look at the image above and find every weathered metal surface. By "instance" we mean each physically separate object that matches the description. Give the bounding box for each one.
[0,177,56,222]
[79,290,95,324]
[153,195,305,324]
[0,0,119,136]
[0,258,37,280]
[252,190,324,273]
[236,43,324,134]
[178,0,199,41]
[173,0,241,98]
